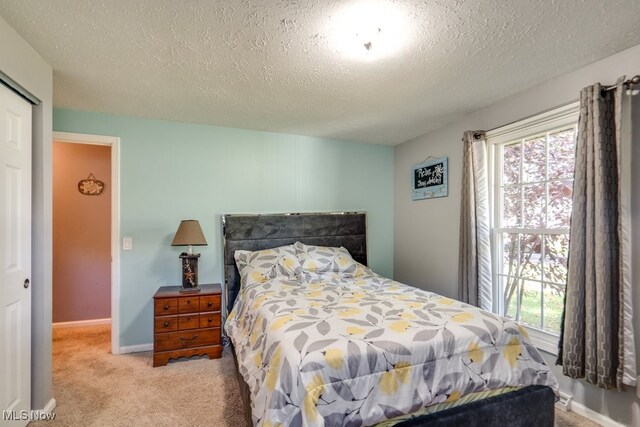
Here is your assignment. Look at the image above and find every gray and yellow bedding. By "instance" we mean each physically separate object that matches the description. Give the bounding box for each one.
[225,243,558,426]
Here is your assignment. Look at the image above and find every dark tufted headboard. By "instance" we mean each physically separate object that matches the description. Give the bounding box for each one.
[222,212,367,315]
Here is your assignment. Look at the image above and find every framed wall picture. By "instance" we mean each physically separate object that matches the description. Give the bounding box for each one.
[412,157,448,200]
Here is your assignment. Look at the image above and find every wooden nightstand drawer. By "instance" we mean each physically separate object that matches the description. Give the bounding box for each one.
[200,295,221,312]
[154,328,221,352]
[178,296,199,313]
[199,313,221,328]
[155,298,178,315]
[153,284,222,367]
[155,315,178,332]
[178,314,199,330]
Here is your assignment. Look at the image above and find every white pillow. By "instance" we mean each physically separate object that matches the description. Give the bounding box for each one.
[234,245,302,285]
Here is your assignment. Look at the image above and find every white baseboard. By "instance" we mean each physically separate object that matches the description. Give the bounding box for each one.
[42,398,56,414]
[53,318,111,328]
[569,400,625,427]
[119,343,153,354]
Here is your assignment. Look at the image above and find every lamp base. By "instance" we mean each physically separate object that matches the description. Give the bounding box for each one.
[179,253,200,289]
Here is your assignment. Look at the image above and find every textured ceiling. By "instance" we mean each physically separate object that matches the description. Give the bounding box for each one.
[1,0,640,145]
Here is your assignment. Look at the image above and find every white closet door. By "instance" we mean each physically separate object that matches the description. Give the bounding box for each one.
[0,83,32,426]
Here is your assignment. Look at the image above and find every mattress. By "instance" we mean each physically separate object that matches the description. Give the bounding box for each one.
[224,270,558,426]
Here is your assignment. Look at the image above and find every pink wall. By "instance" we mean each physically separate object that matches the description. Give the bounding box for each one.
[53,142,111,323]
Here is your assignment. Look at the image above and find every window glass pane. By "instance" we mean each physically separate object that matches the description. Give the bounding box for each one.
[548,181,573,228]
[502,233,519,276]
[503,142,521,185]
[522,183,545,228]
[543,283,565,334]
[503,187,521,227]
[520,234,542,281]
[543,234,569,284]
[502,276,520,320]
[520,280,542,329]
[523,136,546,182]
[548,129,576,180]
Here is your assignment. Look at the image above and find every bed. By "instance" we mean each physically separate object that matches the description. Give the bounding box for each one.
[222,212,557,426]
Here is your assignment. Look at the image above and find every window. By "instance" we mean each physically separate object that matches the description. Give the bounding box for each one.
[487,103,579,353]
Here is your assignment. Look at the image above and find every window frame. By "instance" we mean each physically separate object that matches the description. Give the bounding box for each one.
[486,102,579,355]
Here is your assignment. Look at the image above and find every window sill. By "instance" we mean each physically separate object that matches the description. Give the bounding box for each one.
[524,326,560,356]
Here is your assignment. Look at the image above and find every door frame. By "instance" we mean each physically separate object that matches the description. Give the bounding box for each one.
[52,131,121,354]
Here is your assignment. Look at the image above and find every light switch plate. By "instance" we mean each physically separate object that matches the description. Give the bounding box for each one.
[123,237,133,251]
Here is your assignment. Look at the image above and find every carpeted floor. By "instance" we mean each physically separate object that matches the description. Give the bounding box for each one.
[34,325,599,427]
[33,325,245,427]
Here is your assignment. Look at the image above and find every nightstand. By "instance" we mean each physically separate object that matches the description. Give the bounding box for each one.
[152,283,222,367]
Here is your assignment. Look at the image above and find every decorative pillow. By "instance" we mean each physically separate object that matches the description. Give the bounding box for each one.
[293,242,358,275]
[234,245,302,285]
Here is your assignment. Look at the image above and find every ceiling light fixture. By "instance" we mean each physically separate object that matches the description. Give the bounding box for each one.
[328,0,411,61]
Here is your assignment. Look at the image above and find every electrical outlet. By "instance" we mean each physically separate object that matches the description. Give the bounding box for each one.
[556,392,572,412]
[123,237,133,251]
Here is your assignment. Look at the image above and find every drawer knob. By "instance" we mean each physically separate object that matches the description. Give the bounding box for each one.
[208,301,213,307]
[187,300,191,304]
[163,321,169,327]
[208,317,213,323]
[163,304,169,310]
[179,335,198,342]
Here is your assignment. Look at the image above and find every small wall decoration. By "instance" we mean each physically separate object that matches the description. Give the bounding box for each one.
[78,173,105,195]
[412,156,448,200]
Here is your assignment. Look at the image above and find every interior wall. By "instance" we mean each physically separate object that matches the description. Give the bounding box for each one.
[394,43,640,425]
[52,109,394,348]
[53,142,111,323]
[0,15,53,411]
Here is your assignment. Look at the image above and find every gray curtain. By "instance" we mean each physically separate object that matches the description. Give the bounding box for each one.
[458,131,492,311]
[558,77,636,390]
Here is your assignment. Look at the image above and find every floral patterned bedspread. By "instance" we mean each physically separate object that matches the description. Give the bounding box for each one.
[224,271,558,426]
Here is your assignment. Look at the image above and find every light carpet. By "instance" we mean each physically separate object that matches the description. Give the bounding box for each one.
[34,325,599,427]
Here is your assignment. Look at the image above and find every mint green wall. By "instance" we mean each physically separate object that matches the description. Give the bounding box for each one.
[53,109,393,347]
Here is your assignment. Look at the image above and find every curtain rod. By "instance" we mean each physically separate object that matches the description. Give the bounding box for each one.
[465,100,577,141]
[461,76,639,142]
[602,75,640,92]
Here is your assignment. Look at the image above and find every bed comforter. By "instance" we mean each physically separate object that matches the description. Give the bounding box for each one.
[225,271,558,426]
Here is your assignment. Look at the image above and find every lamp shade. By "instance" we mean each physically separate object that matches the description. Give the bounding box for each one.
[171,220,208,246]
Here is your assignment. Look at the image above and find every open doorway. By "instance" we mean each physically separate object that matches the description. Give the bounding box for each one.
[52,132,120,354]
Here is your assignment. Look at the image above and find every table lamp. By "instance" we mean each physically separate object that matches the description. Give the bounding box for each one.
[171,220,207,292]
